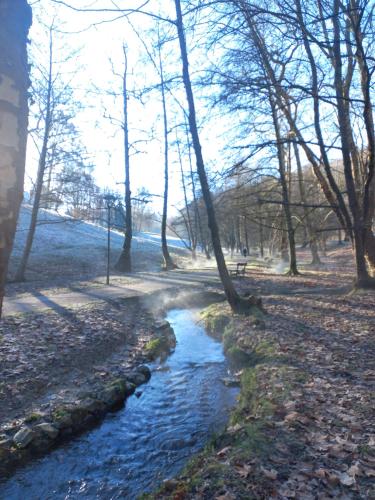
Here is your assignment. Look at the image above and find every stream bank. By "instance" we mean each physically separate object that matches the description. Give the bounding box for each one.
[0,296,176,477]
[1,306,238,498]
[150,296,374,499]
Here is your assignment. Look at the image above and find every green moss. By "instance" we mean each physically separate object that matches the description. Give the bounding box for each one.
[109,378,126,394]
[145,338,162,351]
[24,412,43,423]
[200,303,232,338]
[145,338,164,360]
[143,302,313,499]
[233,367,258,417]
[227,345,252,366]
[254,340,275,358]
[238,422,271,457]
[359,444,375,457]
[52,407,72,424]
[222,323,237,350]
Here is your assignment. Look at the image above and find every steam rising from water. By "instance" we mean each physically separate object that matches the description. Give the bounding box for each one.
[271,260,289,274]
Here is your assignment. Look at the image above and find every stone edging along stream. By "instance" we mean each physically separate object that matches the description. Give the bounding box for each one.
[0,318,176,478]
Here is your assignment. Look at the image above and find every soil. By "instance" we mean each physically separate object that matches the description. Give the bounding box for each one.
[1,243,374,497]
[151,245,375,499]
[0,298,154,429]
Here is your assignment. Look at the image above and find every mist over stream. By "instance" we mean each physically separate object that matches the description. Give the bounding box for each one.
[1,309,238,499]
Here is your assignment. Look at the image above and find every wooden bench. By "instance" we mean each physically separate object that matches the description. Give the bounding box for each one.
[230,262,247,277]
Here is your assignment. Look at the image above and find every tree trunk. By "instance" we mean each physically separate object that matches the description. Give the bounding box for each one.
[115,46,132,273]
[159,48,177,271]
[280,226,290,262]
[176,131,196,259]
[259,223,264,258]
[244,218,250,254]
[293,138,321,265]
[348,0,375,276]
[174,0,260,313]
[293,0,353,237]
[0,0,32,315]
[15,25,53,282]
[332,0,374,288]
[269,94,299,275]
[186,124,208,259]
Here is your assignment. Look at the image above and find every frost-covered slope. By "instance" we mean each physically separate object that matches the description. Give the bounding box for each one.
[9,206,188,282]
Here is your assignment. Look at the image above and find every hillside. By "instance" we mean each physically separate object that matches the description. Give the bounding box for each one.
[8,206,189,284]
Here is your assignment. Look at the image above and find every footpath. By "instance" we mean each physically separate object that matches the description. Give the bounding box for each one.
[3,269,221,316]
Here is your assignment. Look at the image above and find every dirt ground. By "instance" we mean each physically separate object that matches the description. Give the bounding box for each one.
[152,245,375,499]
[1,243,374,497]
[0,299,155,429]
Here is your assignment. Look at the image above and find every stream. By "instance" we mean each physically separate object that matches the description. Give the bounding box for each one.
[0,309,238,499]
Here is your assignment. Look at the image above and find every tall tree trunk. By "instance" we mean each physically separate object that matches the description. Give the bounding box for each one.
[176,131,196,259]
[115,46,132,273]
[259,223,264,258]
[348,0,375,276]
[159,47,177,271]
[244,217,250,254]
[332,0,374,287]
[270,95,299,275]
[256,202,265,258]
[293,0,353,237]
[15,25,53,282]
[293,137,321,264]
[174,0,260,313]
[186,122,209,259]
[0,0,32,315]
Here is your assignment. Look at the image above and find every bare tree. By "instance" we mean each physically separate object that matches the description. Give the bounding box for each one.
[115,45,133,273]
[174,0,261,313]
[227,0,375,287]
[158,39,178,270]
[15,20,86,281]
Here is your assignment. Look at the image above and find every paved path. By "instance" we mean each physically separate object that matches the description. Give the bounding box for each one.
[3,269,221,316]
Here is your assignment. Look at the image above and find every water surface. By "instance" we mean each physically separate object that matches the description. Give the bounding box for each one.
[1,309,238,499]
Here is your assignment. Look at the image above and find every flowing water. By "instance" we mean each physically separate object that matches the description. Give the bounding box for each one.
[1,309,238,499]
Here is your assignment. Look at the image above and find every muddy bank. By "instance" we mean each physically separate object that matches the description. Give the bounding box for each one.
[0,297,176,477]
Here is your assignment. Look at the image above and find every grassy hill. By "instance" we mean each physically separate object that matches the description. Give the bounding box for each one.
[8,206,189,284]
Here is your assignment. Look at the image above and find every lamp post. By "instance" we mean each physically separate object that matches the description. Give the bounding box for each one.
[103,194,117,285]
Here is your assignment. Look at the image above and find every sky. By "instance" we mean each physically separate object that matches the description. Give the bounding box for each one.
[25,0,353,224]
[25,0,237,216]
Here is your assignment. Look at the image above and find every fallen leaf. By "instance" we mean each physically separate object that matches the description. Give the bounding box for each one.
[235,464,252,478]
[347,462,361,478]
[216,446,231,458]
[363,466,375,478]
[326,472,340,486]
[314,468,327,479]
[261,466,278,480]
[337,472,355,486]
[284,412,300,423]
[215,493,236,500]
[227,423,243,434]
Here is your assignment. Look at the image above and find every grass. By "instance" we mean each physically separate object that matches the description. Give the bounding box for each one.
[145,338,164,360]
[24,412,43,423]
[146,302,310,499]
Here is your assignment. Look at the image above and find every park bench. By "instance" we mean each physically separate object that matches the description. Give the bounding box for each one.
[230,262,247,277]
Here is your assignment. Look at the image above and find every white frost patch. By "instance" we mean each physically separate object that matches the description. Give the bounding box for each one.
[9,205,188,274]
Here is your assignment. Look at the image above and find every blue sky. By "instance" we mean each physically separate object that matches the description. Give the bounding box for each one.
[25,0,235,216]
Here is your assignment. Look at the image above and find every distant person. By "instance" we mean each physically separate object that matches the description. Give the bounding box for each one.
[243,247,248,258]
